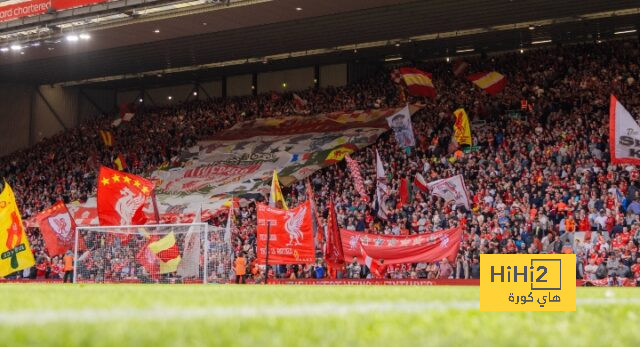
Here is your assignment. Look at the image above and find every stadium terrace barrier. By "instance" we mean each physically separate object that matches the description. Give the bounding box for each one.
[267,279,481,286]
[267,279,637,286]
[0,278,635,286]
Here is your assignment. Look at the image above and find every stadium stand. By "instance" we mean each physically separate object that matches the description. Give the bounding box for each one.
[2,39,640,285]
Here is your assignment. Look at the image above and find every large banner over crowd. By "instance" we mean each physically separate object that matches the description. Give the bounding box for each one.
[340,227,462,265]
[59,106,420,226]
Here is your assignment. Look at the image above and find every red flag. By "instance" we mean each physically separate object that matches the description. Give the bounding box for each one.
[398,177,409,207]
[35,201,85,257]
[359,244,387,279]
[256,201,314,264]
[292,93,308,112]
[113,154,127,171]
[119,102,136,120]
[341,227,462,265]
[305,178,322,244]
[467,71,507,96]
[324,200,345,267]
[398,67,436,98]
[97,166,155,226]
[135,238,160,278]
[413,173,428,192]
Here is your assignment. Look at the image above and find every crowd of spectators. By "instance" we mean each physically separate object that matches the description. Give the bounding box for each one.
[3,38,640,285]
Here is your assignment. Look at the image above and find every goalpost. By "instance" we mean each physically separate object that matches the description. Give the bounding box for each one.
[73,223,234,284]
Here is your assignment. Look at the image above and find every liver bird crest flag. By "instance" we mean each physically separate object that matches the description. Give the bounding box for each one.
[97,166,155,226]
[0,181,35,277]
[256,200,314,264]
[36,201,85,257]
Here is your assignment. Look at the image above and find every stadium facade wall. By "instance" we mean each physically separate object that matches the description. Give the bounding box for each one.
[0,83,31,156]
[257,67,314,93]
[227,74,253,97]
[116,82,224,106]
[32,85,79,142]
[319,64,347,88]
[200,81,223,99]
[148,84,197,106]
[116,90,141,106]
[0,84,114,156]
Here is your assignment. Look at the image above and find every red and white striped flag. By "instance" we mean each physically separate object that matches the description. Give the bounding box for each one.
[414,173,428,192]
[292,93,308,112]
[345,154,369,202]
[359,243,386,279]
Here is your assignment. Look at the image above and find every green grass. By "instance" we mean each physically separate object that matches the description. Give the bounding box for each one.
[0,284,639,347]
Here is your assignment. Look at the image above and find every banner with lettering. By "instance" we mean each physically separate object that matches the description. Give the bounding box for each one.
[609,95,640,165]
[27,106,421,226]
[0,0,108,23]
[341,227,462,265]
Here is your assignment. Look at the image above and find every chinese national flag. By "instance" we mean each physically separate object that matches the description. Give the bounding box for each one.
[35,201,86,257]
[97,166,154,226]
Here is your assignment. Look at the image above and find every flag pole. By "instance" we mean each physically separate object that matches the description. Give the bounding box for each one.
[72,226,79,284]
[151,191,161,224]
[264,221,271,284]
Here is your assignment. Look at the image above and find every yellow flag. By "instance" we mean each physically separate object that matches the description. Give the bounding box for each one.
[269,170,288,210]
[0,182,35,277]
[453,108,472,146]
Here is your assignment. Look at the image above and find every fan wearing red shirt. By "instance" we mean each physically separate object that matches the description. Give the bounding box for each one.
[578,214,591,232]
[631,259,640,281]
[36,260,48,279]
[605,214,615,232]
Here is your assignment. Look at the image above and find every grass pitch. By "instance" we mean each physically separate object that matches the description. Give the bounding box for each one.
[0,284,639,347]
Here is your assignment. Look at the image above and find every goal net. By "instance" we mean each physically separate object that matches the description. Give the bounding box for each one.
[73,223,233,284]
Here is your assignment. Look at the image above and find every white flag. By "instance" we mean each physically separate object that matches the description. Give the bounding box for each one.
[376,150,390,220]
[122,112,135,122]
[426,174,471,210]
[610,95,640,165]
[177,209,202,278]
[386,105,415,147]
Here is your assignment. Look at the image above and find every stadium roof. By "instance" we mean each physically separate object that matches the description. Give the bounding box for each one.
[0,0,638,87]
